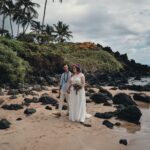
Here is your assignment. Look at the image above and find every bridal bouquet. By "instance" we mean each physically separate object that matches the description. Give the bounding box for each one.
[73,83,82,95]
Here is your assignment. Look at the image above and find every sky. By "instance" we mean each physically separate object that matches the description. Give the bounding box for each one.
[1,0,150,65]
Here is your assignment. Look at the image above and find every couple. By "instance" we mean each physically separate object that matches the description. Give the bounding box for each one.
[56,64,91,123]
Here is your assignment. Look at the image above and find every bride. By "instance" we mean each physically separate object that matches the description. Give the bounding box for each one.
[67,64,91,123]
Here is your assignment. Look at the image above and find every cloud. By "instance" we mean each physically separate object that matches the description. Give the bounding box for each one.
[1,0,150,65]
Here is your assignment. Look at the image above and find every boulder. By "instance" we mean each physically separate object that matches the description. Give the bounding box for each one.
[0,119,11,129]
[119,139,128,146]
[102,120,114,129]
[2,104,23,110]
[99,87,113,99]
[9,95,17,99]
[24,108,36,115]
[95,112,115,119]
[133,93,150,103]
[24,97,39,104]
[117,106,142,124]
[113,93,137,106]
[45,106,52,110]
[39,96,58,106]
[90,93,110,104]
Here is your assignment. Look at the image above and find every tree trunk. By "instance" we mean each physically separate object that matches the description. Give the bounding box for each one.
[42,0,48,32]
[17,23,20,36]
[24,23,30,34]
[9,15,13,38]
[2,14,6,36]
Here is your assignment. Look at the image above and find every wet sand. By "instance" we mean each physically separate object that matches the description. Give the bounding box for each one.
[0,86,150,150]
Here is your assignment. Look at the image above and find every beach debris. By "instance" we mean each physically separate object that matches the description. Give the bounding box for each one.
[16,118,22,121]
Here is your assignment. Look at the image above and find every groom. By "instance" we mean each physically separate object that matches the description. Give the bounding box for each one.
[56,64,72,117]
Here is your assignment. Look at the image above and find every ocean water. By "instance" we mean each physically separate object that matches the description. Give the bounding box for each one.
[114,77,150,150]
[128,77,150,86]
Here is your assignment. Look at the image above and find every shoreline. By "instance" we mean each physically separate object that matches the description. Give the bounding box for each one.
[0,86,150,150]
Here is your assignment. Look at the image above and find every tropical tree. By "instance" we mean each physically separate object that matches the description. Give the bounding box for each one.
[0,0,9,36]
[42,0,62,31]
[31,21,42,34]
[0,0,15,37]
[15,0,40,34]
[21,12,35,34]
[53,21,73,43]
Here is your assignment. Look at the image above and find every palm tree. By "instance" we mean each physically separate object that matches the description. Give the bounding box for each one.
[0,0,9,36]
[42,0,62,32]
[21,12,35,34]
[31,21,42,34]
[15,0,40,34]
[53,21,73,43]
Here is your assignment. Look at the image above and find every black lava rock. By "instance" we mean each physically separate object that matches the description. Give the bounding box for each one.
[90,93,110,104]
[24,108,36,115]
[2,104,23,110]
[45,106,52,110]
[102,120,114,129]
[133,93,150,103]
[62,105,68,110]
[119,139,128,145]
[16,118,22,121]
[103,102,112,106]
[113,93,137,106]
[39,96,58,106]
[117,106,142,124]
[0,119,11,129]
[24,97,39,104]
[9,95,17,99]
[95,112,115,119]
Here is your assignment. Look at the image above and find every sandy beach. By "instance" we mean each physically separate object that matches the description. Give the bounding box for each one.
[0,86,150,150]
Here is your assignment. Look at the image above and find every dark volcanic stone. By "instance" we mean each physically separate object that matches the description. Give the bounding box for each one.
[7,89,19,95]
[39,96,58,106]
[24,108,36,115]
[16,118,22,121]
[2,104,23,110]
[88,89,96,93]
[119,139,128,145]
[9,95,17,99]
[45,106,52,110]
[99,87,113,99]
[102,120,114,129]
[95,112,115,119]
[113,93,137,106]
[24,97,39,104]
[52,89,58,93]
[117,106,142,124]
[115,122,121,126]
[90,93,110,104]
[62,105,68,110]
[0,119,11,129]
[133,93,150,103]
[103,102,112,106]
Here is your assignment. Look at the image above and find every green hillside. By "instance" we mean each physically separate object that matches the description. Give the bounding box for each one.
[0,37,122,85]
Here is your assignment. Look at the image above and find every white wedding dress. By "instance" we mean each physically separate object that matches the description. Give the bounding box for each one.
[69,73,90,122]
